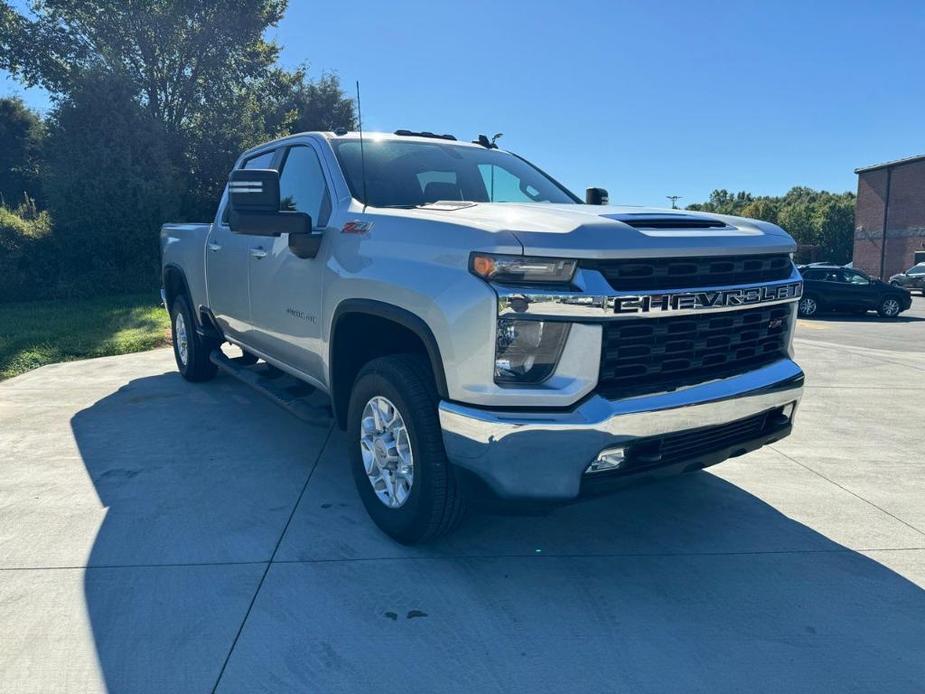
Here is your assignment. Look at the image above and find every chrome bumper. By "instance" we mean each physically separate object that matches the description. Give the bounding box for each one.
[439,358,804,500]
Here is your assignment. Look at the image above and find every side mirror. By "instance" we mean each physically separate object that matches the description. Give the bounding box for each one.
[585,187,609,205]
[227,169,312,238]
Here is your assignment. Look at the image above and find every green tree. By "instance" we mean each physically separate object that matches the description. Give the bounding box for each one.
[687,186,856,263]
[43,71,180,296]
[0,96,44,206]
[287,70,357,133]
[812,196,855,264]
[0,0,297,219]
[0,0,285,133]
[1,1,356,220]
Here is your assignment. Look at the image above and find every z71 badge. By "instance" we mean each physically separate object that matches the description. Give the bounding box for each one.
[341,220,373,234]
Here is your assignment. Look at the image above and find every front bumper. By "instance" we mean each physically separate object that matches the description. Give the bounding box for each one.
[439,358,803,500]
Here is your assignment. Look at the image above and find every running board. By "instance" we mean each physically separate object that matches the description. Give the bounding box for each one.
[209,350,332,427]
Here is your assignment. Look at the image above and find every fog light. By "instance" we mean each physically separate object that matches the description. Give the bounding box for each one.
[782,401,797,420]
[586,447,626,474]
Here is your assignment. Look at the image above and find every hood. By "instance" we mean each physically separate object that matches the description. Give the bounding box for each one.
[382,203,796,259]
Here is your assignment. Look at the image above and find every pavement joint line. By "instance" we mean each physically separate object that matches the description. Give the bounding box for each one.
[210,421,335,694]
[2,547,925,573]
[770,444,925,539]
[0,560,270,572]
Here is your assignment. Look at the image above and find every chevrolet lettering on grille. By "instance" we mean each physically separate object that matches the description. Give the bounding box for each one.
[612,282,803,315]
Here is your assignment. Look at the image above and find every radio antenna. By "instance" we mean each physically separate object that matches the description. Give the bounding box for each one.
[356,81,368,213]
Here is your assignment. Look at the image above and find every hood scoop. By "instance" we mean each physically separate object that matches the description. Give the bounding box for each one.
[606,213,732,230]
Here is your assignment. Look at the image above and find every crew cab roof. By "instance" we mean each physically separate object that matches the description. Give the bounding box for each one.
[238,130,488,160]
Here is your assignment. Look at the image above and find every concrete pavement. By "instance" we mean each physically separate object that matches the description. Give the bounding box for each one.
[1,299,924,692]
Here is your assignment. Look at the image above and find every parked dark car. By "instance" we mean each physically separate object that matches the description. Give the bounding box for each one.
[797,265,912,318]
[889,263,925,295]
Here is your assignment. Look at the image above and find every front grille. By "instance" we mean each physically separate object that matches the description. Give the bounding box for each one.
[598,304,791,397]
[656,410,769,461]
[582,254,793,291]
[617,408,781,474]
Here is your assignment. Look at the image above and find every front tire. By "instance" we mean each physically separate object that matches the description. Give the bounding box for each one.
[170,295,218,382]
[877,295,902,318]
[347,354,465,544]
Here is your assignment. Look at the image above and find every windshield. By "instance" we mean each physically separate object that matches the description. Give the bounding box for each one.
[331,139,579,208]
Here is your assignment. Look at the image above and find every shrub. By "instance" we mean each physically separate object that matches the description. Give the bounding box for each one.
[0,200,58,301]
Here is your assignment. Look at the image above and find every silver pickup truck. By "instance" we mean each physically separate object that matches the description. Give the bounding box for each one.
[161,129,804,543]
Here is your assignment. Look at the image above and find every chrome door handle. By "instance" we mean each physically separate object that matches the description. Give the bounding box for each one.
[249,248,267,259]
[207,242,222,252]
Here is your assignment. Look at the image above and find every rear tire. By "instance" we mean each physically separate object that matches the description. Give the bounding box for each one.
[170,295,218,382]
[347,354,465,544]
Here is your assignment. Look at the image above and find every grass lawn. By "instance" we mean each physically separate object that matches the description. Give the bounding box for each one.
[0,293,171,380]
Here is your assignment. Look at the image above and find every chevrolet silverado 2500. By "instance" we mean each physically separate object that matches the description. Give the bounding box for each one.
[161,130,804,543]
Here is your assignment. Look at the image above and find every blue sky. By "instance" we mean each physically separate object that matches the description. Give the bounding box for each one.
[3,0,924,206]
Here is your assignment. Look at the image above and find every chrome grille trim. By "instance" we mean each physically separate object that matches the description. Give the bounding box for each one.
[495,266,803,322]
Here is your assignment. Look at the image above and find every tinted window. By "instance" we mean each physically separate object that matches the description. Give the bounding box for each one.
[243,150,276,169]
[844,269,870,285]
[907,265,925,275]
[278,145,331,226]
[331,139,577,207]
[802,269,825,280]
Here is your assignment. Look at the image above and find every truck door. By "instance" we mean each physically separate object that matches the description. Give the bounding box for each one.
[246,142,331,385]
[206,148,279,340]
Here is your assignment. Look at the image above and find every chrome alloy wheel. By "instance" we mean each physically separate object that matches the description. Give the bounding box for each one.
[360,396,414,508]
[881,298,901,317]
[174,311,189,366]
[798,296,817,316]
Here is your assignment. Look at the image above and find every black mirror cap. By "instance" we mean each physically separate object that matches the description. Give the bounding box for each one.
[586,187,609,205]
[228,169,280,213]
[229,210,311,237]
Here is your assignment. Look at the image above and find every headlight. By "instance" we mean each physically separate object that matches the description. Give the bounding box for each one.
[470,253,576,285]
[494,319,570,384]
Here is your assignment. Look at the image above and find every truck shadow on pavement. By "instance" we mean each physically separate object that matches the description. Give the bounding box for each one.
[71,371,925,693]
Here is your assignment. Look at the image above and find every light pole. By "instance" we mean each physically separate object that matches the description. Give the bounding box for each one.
[666,195,682,209]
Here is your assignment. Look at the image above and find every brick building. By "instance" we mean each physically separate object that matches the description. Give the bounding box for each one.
[853,154,925,279]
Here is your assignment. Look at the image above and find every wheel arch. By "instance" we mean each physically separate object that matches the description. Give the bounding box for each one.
[163,263,223,338]
[329,299,449,429]
[163,264,193,318]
